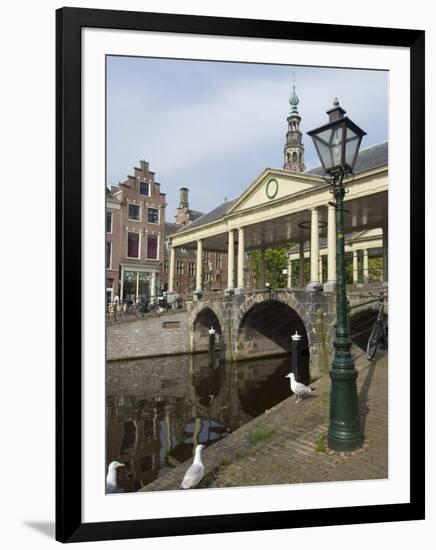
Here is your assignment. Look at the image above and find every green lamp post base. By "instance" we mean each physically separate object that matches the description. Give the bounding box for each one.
[328,359,364,452]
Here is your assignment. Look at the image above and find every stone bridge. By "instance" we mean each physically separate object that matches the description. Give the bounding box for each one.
[107,287,387,378]
[188,288,387,379]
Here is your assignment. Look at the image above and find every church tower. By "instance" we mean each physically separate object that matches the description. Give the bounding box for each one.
[283,84,305,173]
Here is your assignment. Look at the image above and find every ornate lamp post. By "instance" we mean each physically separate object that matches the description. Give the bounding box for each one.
[307,99,366,452]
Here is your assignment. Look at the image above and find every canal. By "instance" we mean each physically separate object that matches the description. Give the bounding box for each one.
[106,351,309,492]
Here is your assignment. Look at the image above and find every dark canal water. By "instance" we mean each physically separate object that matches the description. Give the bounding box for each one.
[106,352,309,492]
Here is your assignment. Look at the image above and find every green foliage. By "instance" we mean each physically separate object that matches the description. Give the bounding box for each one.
[248,425,276,444]
[315,432,327,453]
[250,245,292,288]
[368,257,383,281]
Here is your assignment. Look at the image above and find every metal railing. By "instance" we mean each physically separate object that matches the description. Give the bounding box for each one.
[106,295,188,322]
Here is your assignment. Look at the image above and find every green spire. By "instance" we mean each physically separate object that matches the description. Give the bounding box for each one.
[289,84,300,116]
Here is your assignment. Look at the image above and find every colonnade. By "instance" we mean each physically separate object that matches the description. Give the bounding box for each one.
[167,207,388,294]
[168,227,247,294]
[288,221,388,289]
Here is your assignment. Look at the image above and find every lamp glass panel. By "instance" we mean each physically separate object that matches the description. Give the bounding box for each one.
[314,137,333,169]
[345,126,360,168]
[331,127,343,167]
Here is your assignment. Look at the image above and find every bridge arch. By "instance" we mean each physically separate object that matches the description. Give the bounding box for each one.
[234,292,313,364]
[189,301,226,357]
[235,291,315,349]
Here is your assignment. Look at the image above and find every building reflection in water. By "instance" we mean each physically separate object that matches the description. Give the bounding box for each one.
[106,352,308,492]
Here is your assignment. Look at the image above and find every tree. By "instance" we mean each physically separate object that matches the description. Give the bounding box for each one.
[250,245,293,288]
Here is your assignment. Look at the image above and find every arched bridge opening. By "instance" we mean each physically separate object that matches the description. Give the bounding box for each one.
[192,307,224,358]
[236,299,310,379]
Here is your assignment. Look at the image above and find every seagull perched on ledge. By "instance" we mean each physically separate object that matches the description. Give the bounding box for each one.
[285,373,315,403]
[106,461,125,493]
[180,444,205,489]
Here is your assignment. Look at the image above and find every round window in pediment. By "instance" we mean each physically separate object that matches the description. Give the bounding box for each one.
[266,178,279,199]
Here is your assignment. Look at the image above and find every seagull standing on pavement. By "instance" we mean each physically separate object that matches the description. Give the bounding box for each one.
[285,372,315,403]
[180,444,205,489]
[106,460,125,493]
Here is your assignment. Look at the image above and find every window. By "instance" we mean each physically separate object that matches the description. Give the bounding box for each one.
[188,263,195,276]
[128,203,140,221]
[147,235,158,260]
[140,181,150,196]
[106,241,112,269]
[176,261,184,275]
[216,252,222,269]
[106,212,112,233]
[127,232,140,258]
[163,260,168,274]
[202,250,209,263]
[148,207,159,224]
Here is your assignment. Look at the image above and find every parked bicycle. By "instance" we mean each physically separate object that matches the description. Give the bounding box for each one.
[366,291,388,361]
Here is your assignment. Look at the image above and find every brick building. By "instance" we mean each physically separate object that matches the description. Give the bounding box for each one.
[106,160,166,303]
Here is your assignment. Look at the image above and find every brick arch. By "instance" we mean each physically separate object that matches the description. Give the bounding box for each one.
[189,301,226,335]
[235,291,316,350]
[189,301,227,358]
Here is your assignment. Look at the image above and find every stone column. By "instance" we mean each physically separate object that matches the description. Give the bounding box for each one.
[299,241,305,288]
[151,271,157,303]
[318,256,323,284]
[226,229,235,293]
[168,246,176,293]
[353,250,359,284]
[307,208,321,290]
[195,239,203,294]
[324,204,337,291]
[236,227,245,293]
[363,249,369,284]
[382,225,388,283]
[120,266,125,302]
[259,248,266,288]
[287,258,292,288]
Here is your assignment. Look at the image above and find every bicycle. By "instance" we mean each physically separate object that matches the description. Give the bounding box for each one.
[366,291,388,361]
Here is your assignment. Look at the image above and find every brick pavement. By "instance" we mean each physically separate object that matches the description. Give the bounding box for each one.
[140,348,387,491]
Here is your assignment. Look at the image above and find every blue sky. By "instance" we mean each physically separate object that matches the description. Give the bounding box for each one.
[107,56,388,219]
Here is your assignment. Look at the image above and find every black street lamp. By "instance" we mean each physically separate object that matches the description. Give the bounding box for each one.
[307,98,366,452]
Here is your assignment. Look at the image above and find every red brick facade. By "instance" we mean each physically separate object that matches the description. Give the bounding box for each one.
[106,160,166,303]
[107,170,232,302]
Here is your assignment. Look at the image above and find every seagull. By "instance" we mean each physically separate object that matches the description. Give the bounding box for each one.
[106,460,125,493]
[285,372,315,403]
[180,444,205,489]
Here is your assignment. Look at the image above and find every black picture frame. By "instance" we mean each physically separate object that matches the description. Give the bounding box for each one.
[56,7,425,543]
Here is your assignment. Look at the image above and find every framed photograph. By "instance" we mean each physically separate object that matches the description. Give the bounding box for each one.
[56,7,425,543]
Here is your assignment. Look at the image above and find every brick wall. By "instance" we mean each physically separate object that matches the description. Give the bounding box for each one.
[106,311,190,361]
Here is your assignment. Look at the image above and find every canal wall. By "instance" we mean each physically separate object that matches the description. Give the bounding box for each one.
[106,311,190,361]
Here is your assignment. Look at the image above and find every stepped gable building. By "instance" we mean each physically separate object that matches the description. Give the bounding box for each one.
[106,160,166,303]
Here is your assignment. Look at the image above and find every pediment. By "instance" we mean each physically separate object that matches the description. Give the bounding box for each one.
[227,169,322,214]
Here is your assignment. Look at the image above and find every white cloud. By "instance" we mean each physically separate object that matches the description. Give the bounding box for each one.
[107,61,388,216]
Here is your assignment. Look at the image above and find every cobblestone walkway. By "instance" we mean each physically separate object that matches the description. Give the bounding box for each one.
[140,349,388,491]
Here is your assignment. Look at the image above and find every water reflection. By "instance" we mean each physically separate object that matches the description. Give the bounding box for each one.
[106,352,308,492]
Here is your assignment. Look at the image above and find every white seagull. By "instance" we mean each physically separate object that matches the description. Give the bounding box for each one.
[180,444,205,489]
[106,460,125,493]
[285,372,315,403]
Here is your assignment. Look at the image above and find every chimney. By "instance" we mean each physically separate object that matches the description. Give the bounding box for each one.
[179,187,189,209]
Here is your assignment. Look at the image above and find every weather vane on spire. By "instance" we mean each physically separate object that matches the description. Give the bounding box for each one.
[289,75,299,116]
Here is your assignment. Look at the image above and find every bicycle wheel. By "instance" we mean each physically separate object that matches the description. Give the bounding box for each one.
[367,321,383,361]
